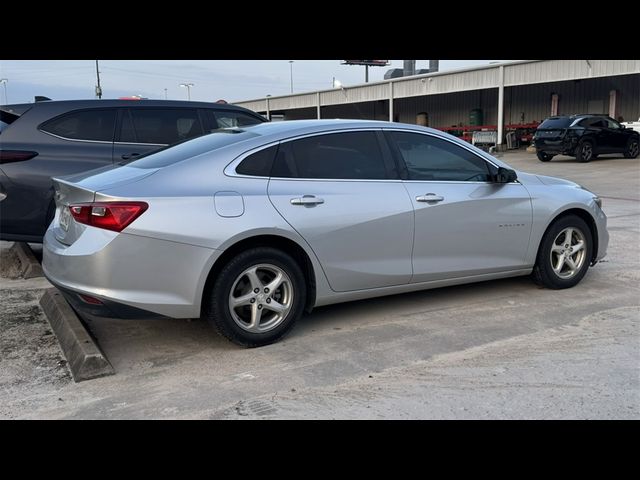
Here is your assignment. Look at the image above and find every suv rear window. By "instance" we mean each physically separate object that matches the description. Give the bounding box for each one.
[40,109,116,141]
[127,129,260,169]
[538,117,573,129]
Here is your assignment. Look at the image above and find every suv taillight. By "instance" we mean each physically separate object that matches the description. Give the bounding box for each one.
[0,150,38,164]
[69,202,148,232]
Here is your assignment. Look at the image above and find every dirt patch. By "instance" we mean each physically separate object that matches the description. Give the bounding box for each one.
[0,247,24,279]
[0,288,72,418]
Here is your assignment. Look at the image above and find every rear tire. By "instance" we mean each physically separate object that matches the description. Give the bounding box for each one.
[532,215,593,289]
[575,139,594,163]
[203,247,306,347]
[624,137,639,158]
[536,151,554,162]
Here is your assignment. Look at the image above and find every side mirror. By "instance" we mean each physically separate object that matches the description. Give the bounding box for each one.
[495,167,518,183]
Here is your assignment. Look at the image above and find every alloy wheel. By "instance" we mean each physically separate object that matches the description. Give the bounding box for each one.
[549,227,587,279]
[580,143,593,161]
[228,263,293,333]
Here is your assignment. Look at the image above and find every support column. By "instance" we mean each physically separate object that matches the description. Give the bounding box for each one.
[266,96,271,121]
[389,81,394,122]
[497,65,504,147]
[609,89,617,119]
[317,91,321,119]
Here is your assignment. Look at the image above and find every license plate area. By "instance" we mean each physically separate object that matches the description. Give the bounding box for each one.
[59,206,71,232]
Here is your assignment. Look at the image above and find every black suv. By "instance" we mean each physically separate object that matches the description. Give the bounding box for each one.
[0,99,267,242]
[534,114,640,163]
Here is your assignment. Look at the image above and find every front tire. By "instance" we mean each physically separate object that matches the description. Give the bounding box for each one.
[624,137,639,158]
[536,151,554,162]
[204,247,306,347]
[575,139,594,162]
[533,215,593,289]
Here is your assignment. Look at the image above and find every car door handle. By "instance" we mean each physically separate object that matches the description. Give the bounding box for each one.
[290,195,325,206]
[416,194,444,203]
[121,153,141,160]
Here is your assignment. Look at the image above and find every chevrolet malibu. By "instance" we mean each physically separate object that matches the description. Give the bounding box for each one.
[43,120,608,347]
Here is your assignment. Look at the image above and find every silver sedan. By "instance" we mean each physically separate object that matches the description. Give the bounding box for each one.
[42,120,609,347]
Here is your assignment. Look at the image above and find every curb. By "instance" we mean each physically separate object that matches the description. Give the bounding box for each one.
[11,242,43,278]
[40,288,115,382]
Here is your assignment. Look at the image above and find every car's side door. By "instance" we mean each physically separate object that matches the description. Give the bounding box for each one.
[585,118,610,152]
[113,107,204,163]
[267,130,414,292]
[602,117,628,151]
[385,130,532,283]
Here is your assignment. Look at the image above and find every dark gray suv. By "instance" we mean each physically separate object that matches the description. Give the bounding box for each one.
[0,99,267,242]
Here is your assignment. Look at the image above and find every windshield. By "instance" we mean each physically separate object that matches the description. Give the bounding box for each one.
[538,117,574,129]
[126,128,260,169]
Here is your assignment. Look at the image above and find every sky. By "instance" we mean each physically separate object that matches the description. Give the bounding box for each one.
[0,60,501,105]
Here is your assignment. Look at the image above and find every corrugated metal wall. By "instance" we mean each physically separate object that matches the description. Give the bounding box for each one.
[394,90,498,127]
[506,74,640,123]
[236,61,640,111]
[300,73,640,128]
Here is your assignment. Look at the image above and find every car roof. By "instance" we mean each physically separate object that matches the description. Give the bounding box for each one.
[19,99,256,111]
[547,113,610,120]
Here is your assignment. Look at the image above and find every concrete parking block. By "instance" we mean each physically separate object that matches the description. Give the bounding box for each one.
[39,288,114,382]
[10,242,43,279]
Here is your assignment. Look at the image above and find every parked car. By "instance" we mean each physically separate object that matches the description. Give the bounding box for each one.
[534,114,640,162]
[0,99,267,242]
[43,120,608,347]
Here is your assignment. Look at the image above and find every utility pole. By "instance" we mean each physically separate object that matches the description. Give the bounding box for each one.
[180,83,194,101]
[95,60,102,99]
[0,78,8,105]
[289,60,294,94]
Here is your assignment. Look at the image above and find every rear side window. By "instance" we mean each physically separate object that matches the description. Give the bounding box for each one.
[202,109,264,132]
[539,117,573,129]
[236,145,278,176]
[129,108,203,144]
[215,111,263,129]
[41,109,116,141]
[272,131,387,180]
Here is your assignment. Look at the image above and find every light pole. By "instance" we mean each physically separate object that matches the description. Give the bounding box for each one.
[1,78,8,105]
[180,83,194,101]
[288,61,294,94]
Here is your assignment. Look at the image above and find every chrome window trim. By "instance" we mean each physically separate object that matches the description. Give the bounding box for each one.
[383,127,501,170]
[39,130,113,144]
[114,141,168,146]
[223,126,518,184]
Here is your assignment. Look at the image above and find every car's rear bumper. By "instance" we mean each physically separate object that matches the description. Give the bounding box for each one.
[534,139,576,155]
[42,226,222,319]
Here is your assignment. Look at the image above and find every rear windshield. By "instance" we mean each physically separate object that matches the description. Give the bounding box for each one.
[539,117,573,129]
[126,129,260,169]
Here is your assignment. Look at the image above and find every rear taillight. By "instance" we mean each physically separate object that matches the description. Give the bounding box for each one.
[68,202,148,232]
[0,150,38,164]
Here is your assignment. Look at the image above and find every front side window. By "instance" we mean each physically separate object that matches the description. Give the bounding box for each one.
[129,108,203,144]
[604,118,621,129]
[41,109,116,142]
[272,131,388,180]
[389,131,493,182]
